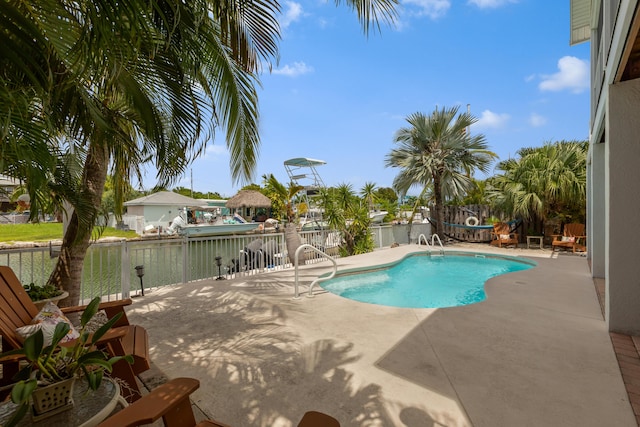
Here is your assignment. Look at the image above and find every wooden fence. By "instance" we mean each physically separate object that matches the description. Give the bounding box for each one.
[432,205,560,244]
[438,204,495,242]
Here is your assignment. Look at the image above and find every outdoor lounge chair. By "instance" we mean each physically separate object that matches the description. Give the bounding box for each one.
[0,265,150,402]
[98,377,341,427]
[490,222,519,248]
[552,223,586,253]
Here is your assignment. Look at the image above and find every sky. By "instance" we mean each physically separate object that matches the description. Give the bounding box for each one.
[143,0,591,198]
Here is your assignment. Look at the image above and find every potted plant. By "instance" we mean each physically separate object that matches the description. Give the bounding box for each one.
[1,297,133,426]
[23,282,69,309]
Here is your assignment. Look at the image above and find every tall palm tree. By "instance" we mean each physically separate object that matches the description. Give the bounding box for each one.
[385,106,496,239]
[1,0,398,303]
[1,0,270,303]
[487,140,587,225]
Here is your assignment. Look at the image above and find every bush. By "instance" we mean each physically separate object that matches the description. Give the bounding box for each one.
[23,283,64,301]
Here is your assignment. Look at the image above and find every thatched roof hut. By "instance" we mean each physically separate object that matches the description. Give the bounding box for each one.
[225,190,271,208]
[225,190,272,221]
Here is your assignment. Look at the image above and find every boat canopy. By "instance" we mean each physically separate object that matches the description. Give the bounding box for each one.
[283,158,326,167]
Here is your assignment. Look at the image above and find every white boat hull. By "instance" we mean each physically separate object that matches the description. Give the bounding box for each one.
[178,223,260,237]
[369,211,388,224]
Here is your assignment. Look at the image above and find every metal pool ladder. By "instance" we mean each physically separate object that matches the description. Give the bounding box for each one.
[293,244,337,299]
[418,233,445,256]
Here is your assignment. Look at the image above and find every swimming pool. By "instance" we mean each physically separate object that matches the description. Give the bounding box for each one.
[320,252,535,308]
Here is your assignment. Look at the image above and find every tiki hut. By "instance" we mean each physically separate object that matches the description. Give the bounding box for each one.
[225,190,272,221]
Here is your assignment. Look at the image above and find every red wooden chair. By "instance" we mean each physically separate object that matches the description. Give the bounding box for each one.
[552,223,586,253]
[490,222,519,248]
[0,265,150,402]
[98,377,341,427]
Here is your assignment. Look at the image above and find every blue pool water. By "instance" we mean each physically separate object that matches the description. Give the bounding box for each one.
[320,253,535,308]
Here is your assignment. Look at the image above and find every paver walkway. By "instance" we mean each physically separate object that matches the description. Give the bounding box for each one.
[594,277,640,426]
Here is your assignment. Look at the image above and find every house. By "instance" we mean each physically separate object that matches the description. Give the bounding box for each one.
[123,191,203,234]
[0,175,19,212]
[571,0,640,333]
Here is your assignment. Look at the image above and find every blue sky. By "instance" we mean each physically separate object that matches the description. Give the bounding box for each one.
[149,0,590,198]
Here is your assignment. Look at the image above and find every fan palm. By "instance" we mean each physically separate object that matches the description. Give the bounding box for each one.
[385,106,496,239]
[487,140,587,224]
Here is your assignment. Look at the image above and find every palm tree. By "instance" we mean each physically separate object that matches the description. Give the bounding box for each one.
[319,184,373,255]
[487,140,587,226]
[385,106,496,240]
[262,174,305,265]
[360,182,378,211]
[1,0,270,303]
[1,0,399,303]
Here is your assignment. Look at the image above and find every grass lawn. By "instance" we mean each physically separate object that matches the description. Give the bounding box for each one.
[0,223,138,244]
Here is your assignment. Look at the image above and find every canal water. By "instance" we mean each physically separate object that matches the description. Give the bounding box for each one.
[1,234,283,300]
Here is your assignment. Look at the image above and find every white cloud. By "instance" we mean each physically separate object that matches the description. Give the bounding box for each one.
[279,1,303,30]
[473,110,510,129]
[402,0,451,19]
[539,56,589,94]
[272,61,314,77]
[468,0,518,8]
[529,113,547,127]
[204,144,227,157]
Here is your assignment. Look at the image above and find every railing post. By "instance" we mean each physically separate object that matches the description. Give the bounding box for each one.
[294,246,301,298]
[121,240,131,299]
[182,237,188,284]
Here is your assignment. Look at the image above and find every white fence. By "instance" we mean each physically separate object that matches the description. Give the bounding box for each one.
[0,223,430,302]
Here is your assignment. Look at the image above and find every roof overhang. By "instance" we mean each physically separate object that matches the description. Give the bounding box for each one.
[570,0,591,45]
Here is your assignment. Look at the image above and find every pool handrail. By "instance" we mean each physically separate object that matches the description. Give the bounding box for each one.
[431,234,445,255]
[418,234,444,256]
[293,244,337,299]
[418,234,432,253]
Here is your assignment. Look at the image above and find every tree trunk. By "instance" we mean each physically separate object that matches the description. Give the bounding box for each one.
[284,222,304,266]
[49,141,110,306]
[433,173,445,244]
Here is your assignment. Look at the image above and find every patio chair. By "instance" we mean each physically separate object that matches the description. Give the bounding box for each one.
[490,222,519,248]
[552,223,586,253]
[98,377,341,427]
[0,265,150,402]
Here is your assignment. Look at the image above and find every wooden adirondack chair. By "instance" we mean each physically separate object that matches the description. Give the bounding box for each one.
[0,265,150,402]
[98,377,341,427]
[552,223,586,253]
[490,222,519,248]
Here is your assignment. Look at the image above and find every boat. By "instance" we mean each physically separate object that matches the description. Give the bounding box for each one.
[175,221,260,237]
[284,157,326,223]
[369,211,388,224]
[166,209,260,237]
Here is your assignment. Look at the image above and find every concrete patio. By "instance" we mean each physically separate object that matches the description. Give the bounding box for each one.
[127,243,635,427]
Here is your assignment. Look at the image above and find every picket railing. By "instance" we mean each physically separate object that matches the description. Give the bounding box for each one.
[0,223,430,301]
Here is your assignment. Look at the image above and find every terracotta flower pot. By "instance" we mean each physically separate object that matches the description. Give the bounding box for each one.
[32,291,69,310]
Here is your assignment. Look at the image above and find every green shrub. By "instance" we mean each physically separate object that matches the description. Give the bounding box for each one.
[23,283,64,301]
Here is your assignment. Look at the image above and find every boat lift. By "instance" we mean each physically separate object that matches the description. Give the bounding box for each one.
[284,157,326,222]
